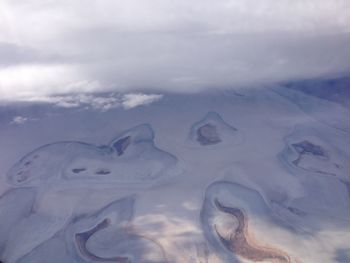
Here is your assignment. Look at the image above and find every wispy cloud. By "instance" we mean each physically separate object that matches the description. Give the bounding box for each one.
[51,94,120,111]
[4,93,163,111]
[122,93,163,109]
[11,116,29,124]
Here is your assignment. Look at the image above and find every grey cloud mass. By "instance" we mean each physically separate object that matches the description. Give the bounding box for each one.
[0,0,350,101]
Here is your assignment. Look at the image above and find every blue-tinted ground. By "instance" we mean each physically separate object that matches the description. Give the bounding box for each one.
[0,77,349,263]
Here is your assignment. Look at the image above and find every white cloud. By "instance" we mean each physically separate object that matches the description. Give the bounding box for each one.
[11,116,29,124]
[0,0,349,101]
[122,93,163,109]
[3,93,163,111]
[27,94,121,111]
[0,65,101,101]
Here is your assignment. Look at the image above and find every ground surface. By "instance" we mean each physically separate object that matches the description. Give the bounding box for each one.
[0,81,350,263]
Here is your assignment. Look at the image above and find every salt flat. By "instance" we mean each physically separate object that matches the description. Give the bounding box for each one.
[0,82,350,263]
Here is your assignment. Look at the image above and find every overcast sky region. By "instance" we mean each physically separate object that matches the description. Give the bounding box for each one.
[0,0,350,103]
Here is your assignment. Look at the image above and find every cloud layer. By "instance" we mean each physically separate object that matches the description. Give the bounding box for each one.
[3,92,163,111]
[0,0,350,102]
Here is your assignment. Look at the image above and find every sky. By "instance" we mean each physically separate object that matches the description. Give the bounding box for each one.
[0,0,350,104]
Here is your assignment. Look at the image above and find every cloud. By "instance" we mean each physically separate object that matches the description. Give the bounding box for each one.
[0,0,350,102]
[122,93,163,109]
[4,93,163,111]
[11,116,29,124]
[0,65,101,100]
[52,94,121,111]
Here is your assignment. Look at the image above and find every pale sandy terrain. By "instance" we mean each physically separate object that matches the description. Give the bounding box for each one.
[0,86,350,263]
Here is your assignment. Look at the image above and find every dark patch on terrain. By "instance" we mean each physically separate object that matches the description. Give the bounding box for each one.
[113,136,131,156]
[72,168,86,173]
[95,169,111,175]
[292,140,327,157]
[197,124,221,145]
